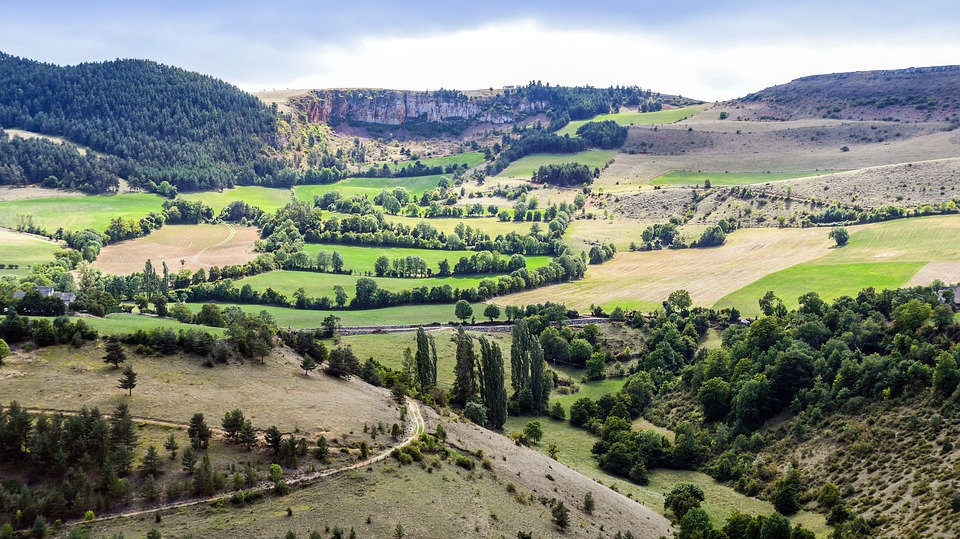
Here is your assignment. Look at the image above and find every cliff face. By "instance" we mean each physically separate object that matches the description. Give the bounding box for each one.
[299,89,545,126]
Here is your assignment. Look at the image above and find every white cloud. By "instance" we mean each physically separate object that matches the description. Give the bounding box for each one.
[232,19,960,101]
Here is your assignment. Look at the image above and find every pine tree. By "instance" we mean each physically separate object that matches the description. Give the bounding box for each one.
[188,413,212,449]
[300,353,317,376]
[552,500,570,529]
[451,326,476,407]
[181,446,197,474]
[238,420,257,447]
[163,433,179,459]
[103,341,126,369]
[118,364,138,396]
[265,425,283,454]
[193,453,215,495]
[141,445,162,476]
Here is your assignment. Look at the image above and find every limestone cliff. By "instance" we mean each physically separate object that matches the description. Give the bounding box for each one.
[296,89,546,126]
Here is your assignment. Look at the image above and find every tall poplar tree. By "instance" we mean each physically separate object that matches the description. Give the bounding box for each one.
[452,326,476,406]
[479,336,507,429]
[414,327,437,392]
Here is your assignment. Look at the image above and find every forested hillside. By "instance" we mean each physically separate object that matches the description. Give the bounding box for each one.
[0,53,286,192]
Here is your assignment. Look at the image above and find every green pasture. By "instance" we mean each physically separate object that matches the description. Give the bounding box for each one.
[715,262,924,316]
[716,215,960,315]
[234,270,498,300]
[555,105,705,136]
[496,149,617,178]
[0,192,164,232]
[0,229,64,273]
[301,242,552,274]
[33,313,226,336]
[181,185,294,214]
[367,150,486,172]
[650,170,839,187]
[323,211,535,237]
[294,174,451,202]
[184,301,488,328]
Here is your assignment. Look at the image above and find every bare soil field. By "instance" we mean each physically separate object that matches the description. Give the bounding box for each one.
[0,342,395,437]
[94,223,259,275]
[498,226,842,311]
[0,185,85,201]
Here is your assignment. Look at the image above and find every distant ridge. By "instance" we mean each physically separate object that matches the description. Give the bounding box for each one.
[735,65,960,122]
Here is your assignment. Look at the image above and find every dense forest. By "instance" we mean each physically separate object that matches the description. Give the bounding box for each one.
[0,53,288,192]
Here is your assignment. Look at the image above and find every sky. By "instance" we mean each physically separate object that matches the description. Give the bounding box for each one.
[1,1,959,101]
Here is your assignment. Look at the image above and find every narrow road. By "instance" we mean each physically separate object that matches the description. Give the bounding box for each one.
[57,397,424,526]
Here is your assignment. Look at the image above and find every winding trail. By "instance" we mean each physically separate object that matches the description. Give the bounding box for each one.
[55,397,424,527]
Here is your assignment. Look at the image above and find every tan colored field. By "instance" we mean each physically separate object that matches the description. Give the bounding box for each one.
[0,342,395,437]
[499,226,847,311]
[94,223,259,275]
[0,185,85,201]
[253,88,311,113]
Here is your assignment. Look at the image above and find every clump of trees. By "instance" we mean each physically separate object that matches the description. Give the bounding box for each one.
[531,163,594,186]
[576,120,628,149]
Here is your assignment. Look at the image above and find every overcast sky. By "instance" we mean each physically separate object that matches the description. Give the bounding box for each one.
[2,1,958,101]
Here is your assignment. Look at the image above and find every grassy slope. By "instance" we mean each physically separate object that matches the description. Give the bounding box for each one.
[322,210,533,237]
[181,185,294,213]
[556,106,706,136]
[294,174,451,202]
[0,193,164,232]
[302,242,552,274]
[497,150,616,178]
[651,170,839,186]
[30,313,228,336]
[0,228,64,273]
[235,270,494,299]
[715,215,960,315]
[368,150,486,171]
[184,302,489,328]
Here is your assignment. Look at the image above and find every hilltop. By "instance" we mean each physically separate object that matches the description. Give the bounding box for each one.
[732,65,960,122]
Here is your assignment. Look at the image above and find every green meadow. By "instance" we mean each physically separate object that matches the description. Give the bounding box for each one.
[651,170,839,186]
[496,149,617,178]
[184,301,489,328]
[0,228,64,275]
[33,313,226,336]
[0,192,164,232]
[366,150,486,172]
[555,105,705,136]
[294,174,451,202]
[715,215,960,315]
[181,185,294,214]
[323,211,535,237]
[235,269,497,299]
[301,242,552,274]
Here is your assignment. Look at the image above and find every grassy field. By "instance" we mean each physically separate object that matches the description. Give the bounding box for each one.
[318,211,536,237]
[181,185,294,213]
[497,150,617,178]
[502,416,827,535]
[235,270,495,300]
[184,302,488,328]
[714,262,924,315]
[556,106,706,136]
[501,226,837,312]
[94,223,259,275]
[0,228,64,274]
[33,313,227,336]
[0,192,165,232]
[650,170,839,186]
[295,174,451,202]
[714,215,960,315]
[302,242,553,274]
[373,150,486,171]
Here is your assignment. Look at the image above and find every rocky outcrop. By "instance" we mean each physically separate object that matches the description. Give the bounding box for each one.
[298,89,546,126]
